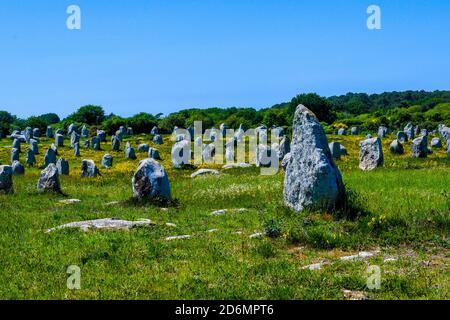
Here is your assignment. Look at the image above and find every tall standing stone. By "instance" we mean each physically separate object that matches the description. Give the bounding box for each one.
[56,158,69,175]
[148,148,161,160]
[81,125,89,138]
[0,165,13,193]
[30,139,39,154]
[11,148,20,163]
[70,131,80,148]
[55,134,64,147]
[283,105,345,212]
[91,136,101,150]
[404,123,415,141]
[153,134,163,145]
[74,142,80,157]
[33,128,40,138]
[44,148,57,167]
[81,159,100,177]
[359,137,384,170]
[389,139,404,154]
[111,135,121,151]
[12,161,25,175]
[411,136,428,158]
[24,127,33,143]
[26,149,36,165]
[12,139,21,152]
[102,154,113,168]
[132,159,171,200]
[37,163,61,193]
[46,126,53,138]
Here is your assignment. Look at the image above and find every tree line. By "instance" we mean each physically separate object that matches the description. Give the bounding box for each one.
[1,90,449,137]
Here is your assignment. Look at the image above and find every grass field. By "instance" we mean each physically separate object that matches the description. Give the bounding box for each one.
[0,133,449,299]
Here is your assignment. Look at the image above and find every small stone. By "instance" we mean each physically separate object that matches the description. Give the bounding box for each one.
[389,139,404,154]
[11,161,25,175]
[165,235,190,241]
[411,135,428,158]
[81,159,100,177]
[59,199,81,205]
[102,154,113,168]
[46,218,153,233]
[0,165,13,194]
[153,134,163,145]
[191,169,219,178]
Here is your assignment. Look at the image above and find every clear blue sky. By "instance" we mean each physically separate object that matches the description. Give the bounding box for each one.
[0,0,449,118]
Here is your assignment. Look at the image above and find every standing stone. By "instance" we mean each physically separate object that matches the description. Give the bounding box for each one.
[148,148,161,160]
[202,143,215,162]
[96,130,106,142]
[33,128,40,138]
[83,140,90,148]
[378,126,388,138]
[225,143,235,162]
[68,123,77,135]
[359,137,384,170]
[24,127,33,143]
[81,125,89,138]
[51,143,58,155]
[74,142,80,157]
[127,127,133,135]
[102,154,113,168]
[351,127,358,135]
[194,136,203,147]
[421,128,427,136]
[11,148,20,163]
[389,139,404,155]
[12,139,21,152]
[91,136,101,150]
[153,134,163,145]
[278,136,291,160]
[81,159,100,177]
[111,135,121,151]
[12,161,25,175]
[256,144,273,167]
[281,153,292,172]
[404,123,415,141]
[55,129,63,136]
[44,148,57,167]
[172,140,191,168]
[70,131,80,148]
[26,149,36,165]
[151,126,159,135]
[337,128,346,136]
[55,134,64,147]
[340,144,348,156]
[30,139,39,154]
[138,143,150,153]
[115,130,124,141]
[283,105,345,212]
[412,136,428,158]
[328,142,341,160]
[431,138,442,149]
[37,163,61,193]
[125,144,137,160]
[132,159,171,200]
[397,131,407,143]
[56,158,69,175]
[0,165,13,193]
[46,126,53,138]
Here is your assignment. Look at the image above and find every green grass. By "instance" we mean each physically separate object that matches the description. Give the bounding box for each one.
[0,133,448,299]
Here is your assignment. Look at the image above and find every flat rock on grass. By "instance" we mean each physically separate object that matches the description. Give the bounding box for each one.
[59,199,81,205]
[165,235,191,241]
[190,169,220,178]
[222,163,253,169]
[211,208,247,215]
[46,218,153,233]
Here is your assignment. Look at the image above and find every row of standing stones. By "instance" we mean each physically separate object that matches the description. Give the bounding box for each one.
[1,109,450,213]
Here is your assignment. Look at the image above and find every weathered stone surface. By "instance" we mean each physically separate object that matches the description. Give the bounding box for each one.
[277,136,290,160]
[284,105,345,212]
[351,127,358,135]
[29,139,39,154]
[421,128,427,136]
[378,126,388,138]
[125,145,137,160]
[73,142,80,157]
[151,126,159,135]
[115,129,124,141]
[97,130,106,141]
[153,134,163,144]
[12,161,25,175]
[172,140,191,168]
[26,149,36,165]
[411,135,428,158]
[281,152,292,171]
[256,144,273,167]
[55,134,64,147]
[70,131,80,148]
[81,159,100,177]
[102,154,113,168]
[68,123,77,135]
[33,128,40,138]
[37,163,61,193]
[12,139,21,152]
[359,137,384,170]
[222,162,253,169]
[127,127,133,135]
[111,135,121,151]
[404,123,415,140]
[91,136,101,150]
[138,143,149,153]
[0,165,13,193]
[24,127,33,143]
[431,138,442,149]
[202,143,215,162]
[389,139,404,154]
[148,147,161,160]
[190,169,220,178]
[397,131,407,143]
[340,145,348,156]
[46,126,53,138]
[132,159,171,200]
[81,125,89,138]
[46,218,153,233]
[337,128,346,135]
[56,158,69,175]
[11,148,20,163]
[328,142,341,160]
[44,148,57,167]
